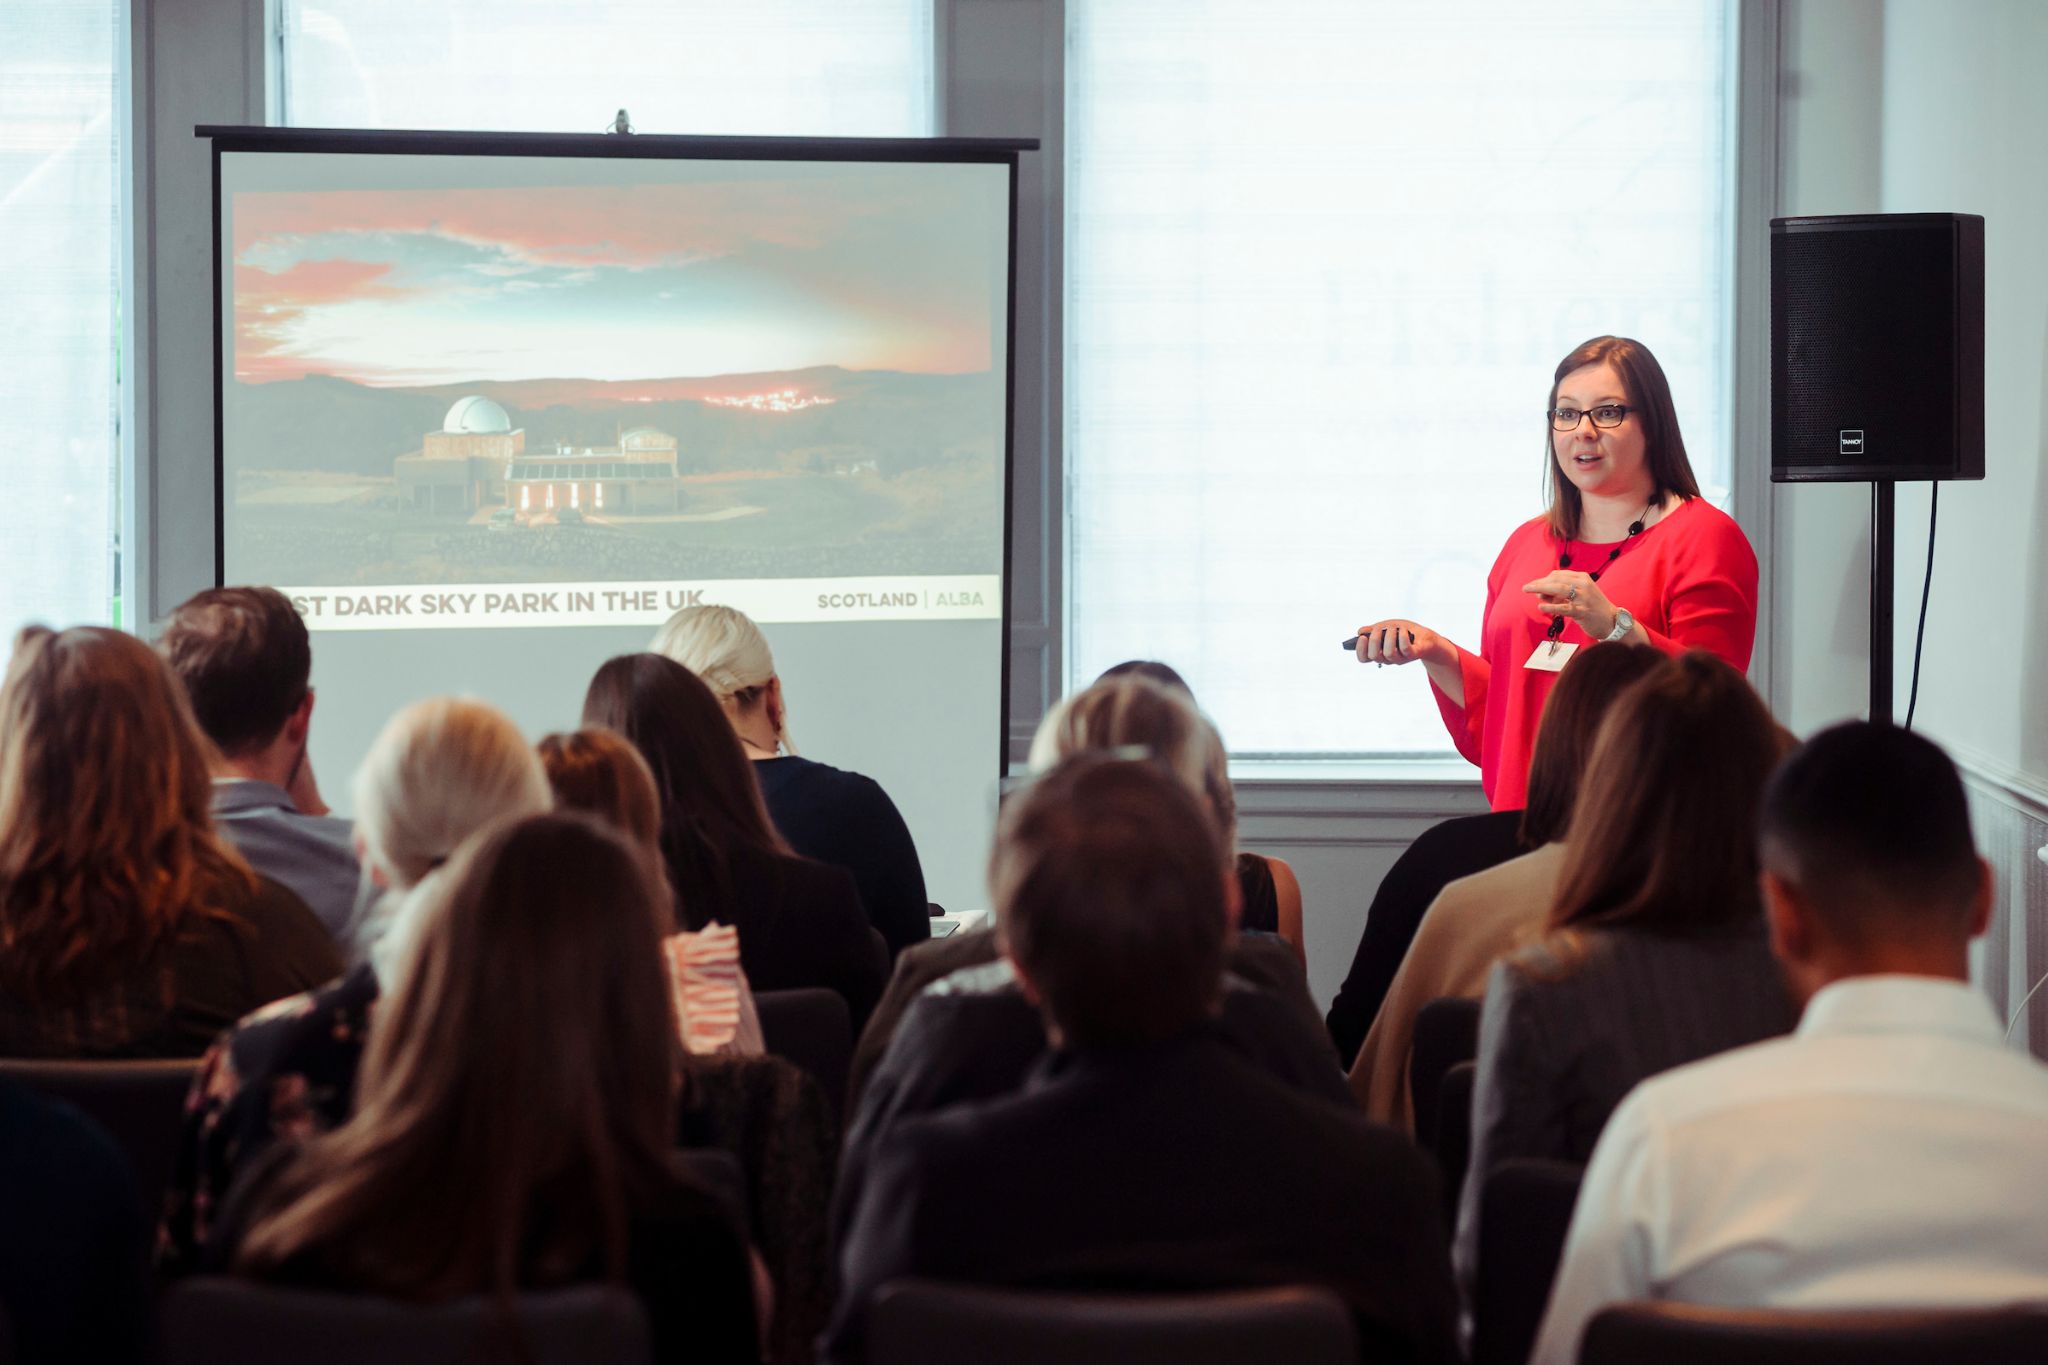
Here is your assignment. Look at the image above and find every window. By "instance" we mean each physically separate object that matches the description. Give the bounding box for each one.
[0,0,120,639]
[1067,0,1731,756]
[280,0,933,137]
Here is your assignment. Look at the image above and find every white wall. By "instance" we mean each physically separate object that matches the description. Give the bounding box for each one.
[1773,0,2048,1047]
[1876,0,2048,795]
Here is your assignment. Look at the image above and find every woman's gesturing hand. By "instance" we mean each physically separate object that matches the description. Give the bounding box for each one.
[1353,619,1452,668]
[1520,570,1619,640]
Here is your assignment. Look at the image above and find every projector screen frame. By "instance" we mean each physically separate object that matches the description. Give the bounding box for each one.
[200,123,1035,776]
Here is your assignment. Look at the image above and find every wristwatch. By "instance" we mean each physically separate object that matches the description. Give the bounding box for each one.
[1602,608,1635,643]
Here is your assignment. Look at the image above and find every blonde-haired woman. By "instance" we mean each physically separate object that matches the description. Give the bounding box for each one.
[216,814,763,1364]
[652,604,930,958]
[847,673,1329,1110]
[0,626,339,1059]
[1071,660,1306,964]
[159,697,551,1273]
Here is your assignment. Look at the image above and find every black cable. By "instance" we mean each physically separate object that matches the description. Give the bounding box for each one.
[1904,484,1938,731]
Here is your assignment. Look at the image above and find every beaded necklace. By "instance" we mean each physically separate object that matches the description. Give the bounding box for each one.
[1544,498,1656,647]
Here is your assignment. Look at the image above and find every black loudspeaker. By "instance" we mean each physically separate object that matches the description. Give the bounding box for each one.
[1770,212,1984,482]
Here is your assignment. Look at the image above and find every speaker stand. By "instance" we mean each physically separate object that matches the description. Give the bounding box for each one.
[1869,480,1895,723]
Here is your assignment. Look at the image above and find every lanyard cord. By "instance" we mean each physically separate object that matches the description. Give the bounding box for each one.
[1546,499,1655,643]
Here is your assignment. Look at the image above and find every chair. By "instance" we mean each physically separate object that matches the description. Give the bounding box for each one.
[157,1279,653,1365]
[1579,1301,2048,1365]
[754,987,852,1118]
[1407,995,1482,1146]
[0,1057,196,1219]
[1430,1059,1477,1227]
[1471,1159,1584,1365]
[870,1280,1359,1365]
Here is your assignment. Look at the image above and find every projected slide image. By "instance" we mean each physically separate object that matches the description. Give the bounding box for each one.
[221,155,1009,629]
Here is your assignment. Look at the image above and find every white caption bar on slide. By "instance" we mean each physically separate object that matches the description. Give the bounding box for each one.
[278,575,1004,631]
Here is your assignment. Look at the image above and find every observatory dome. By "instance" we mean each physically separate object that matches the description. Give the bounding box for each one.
[442,395,513,434]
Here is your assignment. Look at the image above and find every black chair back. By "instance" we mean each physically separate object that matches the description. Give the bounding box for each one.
[1408,995,1481,1144]
[1580,1302,2048,1365]
[0,1057,196,1220]
[1431,1059,1477,1227]
[755,988,852,1117]
[870,1280,1358,1365]
[1472,1158,1583,1365]
[158,1279,653,1365]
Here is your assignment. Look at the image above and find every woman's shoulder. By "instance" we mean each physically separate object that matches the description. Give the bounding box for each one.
[1661,497,1757,561]
[762,755,893,809]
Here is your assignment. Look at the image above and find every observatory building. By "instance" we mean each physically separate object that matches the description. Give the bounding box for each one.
[394,398,683,516]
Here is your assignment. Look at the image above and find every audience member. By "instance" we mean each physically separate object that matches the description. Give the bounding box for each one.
[539,727,763,1056]
[0,626,339,1059]
[826,755,1458,1365]
[1531,723,2048,1363]
[1324,798,1525,1068]
[846,673,1329,1112]
[159,697,550,1271]
[1096,659,1306,958]
[1347,642,1665,1132]
[584,652,887,1028]
[0,1077,150,1363]
[213,814,761,1364]
[158,586,364,945]
[1455,650,1798,1283]
[654,604,930,959]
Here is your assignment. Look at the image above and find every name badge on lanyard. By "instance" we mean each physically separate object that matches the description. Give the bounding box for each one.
[1525,640,1579,672]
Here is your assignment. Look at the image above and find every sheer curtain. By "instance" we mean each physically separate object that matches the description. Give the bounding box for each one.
[1067,0,1731,756]
[0,0,120,640]
[281,0,932,136]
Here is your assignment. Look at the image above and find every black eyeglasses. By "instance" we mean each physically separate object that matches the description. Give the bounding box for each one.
[1548,404,1632,431]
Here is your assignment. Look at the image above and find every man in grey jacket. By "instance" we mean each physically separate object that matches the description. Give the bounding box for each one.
[160,586,363,945]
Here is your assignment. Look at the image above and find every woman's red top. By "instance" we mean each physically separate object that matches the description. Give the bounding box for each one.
[1431,498,1758,809]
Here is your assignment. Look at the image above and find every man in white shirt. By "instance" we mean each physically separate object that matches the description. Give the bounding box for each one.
[1531,721,2048,1365]
[159,586,364,944]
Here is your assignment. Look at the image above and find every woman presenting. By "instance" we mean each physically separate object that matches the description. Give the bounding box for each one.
[1355,335,1757,809]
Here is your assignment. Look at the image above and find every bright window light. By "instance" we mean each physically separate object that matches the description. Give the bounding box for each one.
[1067,0,1731,756]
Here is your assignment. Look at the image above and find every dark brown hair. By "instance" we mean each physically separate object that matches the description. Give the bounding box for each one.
[158,587,312,757]
[1760,722,1982,947]
[1543,336,1703,542]
[1548,651,1787,935]
[581,653,789,930]
[0,626,253,1003]
[538,728,664,857]
[1094,659,1192,696]
[1518,643,1669,848]
[992,753,1227,1048]
[234,813,681,1300]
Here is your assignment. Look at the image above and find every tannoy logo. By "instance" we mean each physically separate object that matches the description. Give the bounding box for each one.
[1839,429,1865,455]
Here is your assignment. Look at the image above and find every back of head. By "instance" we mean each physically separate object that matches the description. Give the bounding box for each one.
[993,753,1228,1048]
[1551,651,1786,934]
[351,697,551,891]
[582,653,787,924]
[1028,674,1235,840]
[0,626,251,1000]
[1519,643,1669,847]
[238,812,678,1297]
[1093,659,1193,697]
[158,586,310,756]
[649,603,792,745]
[538,728,663,858]
[1760,722,1981,952]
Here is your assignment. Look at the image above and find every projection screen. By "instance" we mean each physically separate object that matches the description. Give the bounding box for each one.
[208,128,1023,915]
